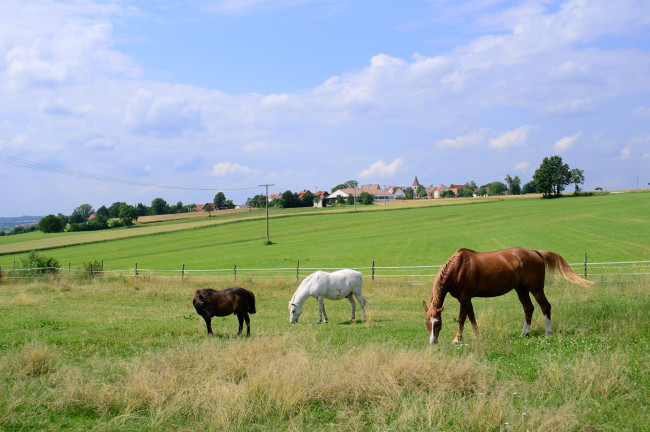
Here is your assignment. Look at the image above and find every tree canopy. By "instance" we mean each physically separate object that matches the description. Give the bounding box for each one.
[533,155,571,198]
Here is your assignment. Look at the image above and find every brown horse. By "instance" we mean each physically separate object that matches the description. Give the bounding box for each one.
[423,247,592,344]
[193,287,256,336]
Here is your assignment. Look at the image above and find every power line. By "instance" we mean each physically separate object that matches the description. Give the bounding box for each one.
[0,154,258,191]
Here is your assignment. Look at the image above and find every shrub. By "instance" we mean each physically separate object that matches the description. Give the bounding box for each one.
[18,251,60,276]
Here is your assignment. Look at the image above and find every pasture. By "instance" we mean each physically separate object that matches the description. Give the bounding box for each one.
[0,192,648,430]
[0,275,647,431]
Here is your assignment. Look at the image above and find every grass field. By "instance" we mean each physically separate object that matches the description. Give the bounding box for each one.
[0,275,647,431]
[0,192,648,431]
[1,192,649,273]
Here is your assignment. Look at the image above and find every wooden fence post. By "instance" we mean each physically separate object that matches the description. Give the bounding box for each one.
[584,253,588,279]
[234,264,237,279]
[372,260,375,280]
[182,264,185,278]
[296,260,300,279]
[135,263,138,277]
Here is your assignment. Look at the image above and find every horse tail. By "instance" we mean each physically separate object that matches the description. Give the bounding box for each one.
[239,288,256,314]
[537,250,593,287]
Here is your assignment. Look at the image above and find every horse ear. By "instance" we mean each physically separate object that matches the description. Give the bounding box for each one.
[437,306,445,313]
[422,300,428,313]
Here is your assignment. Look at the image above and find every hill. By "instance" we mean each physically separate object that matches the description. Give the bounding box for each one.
[1,192,648,274]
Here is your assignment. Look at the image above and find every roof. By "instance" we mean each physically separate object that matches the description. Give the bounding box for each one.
[413,176,420,186]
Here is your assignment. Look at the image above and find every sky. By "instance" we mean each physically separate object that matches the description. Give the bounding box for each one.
[1,0,649,217]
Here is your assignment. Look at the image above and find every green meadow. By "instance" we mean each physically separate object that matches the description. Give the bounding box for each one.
[0,192,648,431]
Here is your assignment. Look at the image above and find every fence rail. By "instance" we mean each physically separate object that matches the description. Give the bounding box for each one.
[2,259,649,282]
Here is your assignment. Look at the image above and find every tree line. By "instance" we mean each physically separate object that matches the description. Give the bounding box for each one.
[5,154,586,236]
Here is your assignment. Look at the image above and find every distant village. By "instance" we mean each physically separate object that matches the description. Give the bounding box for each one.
[250,177,477,209]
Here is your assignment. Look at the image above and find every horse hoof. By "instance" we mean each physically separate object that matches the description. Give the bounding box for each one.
[452,338,461,344]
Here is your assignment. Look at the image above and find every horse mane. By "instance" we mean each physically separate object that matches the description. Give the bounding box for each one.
[430,249,464,307]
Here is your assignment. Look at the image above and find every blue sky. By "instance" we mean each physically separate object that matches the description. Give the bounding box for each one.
[1,0,649,217]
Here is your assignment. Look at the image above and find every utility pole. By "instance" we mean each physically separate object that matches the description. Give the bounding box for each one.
[259,184,274,243]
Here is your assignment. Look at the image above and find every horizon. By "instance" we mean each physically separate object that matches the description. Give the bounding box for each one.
[1,0,649,218]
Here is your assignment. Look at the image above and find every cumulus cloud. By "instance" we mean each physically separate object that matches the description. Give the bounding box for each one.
[124,90,202,137]
[515,161,530,171]
[545,99,599,117]
[212,162,259,177]
[554,132,583,152]
[436,129,488,148]
[359,158,403,179]
[489,126,533,149]
[38,98,90,116]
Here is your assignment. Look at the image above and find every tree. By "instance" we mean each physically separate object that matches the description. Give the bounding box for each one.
[359,191,374,205]
[151,198,169,215]
[570,168,585,194]
[522,181,538,194]
[460,180,478,197]
[533,155,571,198]
[416,185,427,199]
[487,181,507,196]
[39,214,64,233]
[108,202,126,218]
[136,203,150,216]
[70,204,94,223]
[118,204,138,226]
[214,192,227,210]
[96,205,110,218]
[403,188,414,200]
[332,180,358,193]
[300,192,315,207]
[203,203,214,216]
[504,175,521,195]
[440,189,455,198]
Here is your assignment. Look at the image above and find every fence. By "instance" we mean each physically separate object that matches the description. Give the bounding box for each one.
[2,258,649,283]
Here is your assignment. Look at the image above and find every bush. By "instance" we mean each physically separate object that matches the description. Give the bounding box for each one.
[18,251,60,276]
[81,258,103,276]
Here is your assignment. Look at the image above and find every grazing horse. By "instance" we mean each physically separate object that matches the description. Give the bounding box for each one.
[289,269,368,324]
[423,247,592,345]
[193,287,256,336]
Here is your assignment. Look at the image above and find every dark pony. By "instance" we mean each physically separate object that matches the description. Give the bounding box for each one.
[193,287,256,336]
[423,247,592,344]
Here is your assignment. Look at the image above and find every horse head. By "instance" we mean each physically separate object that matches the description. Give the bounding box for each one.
[289,302,302,323]
[423,301,444,345]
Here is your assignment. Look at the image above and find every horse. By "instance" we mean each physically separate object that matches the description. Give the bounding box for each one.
[289,269,368,324]
[193,287,256,336]
[423,247,592,345]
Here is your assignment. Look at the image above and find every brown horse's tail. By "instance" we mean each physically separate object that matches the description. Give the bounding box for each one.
[537,250,593,287]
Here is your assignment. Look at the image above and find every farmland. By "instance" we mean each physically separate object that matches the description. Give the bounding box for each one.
[0,192,648,431]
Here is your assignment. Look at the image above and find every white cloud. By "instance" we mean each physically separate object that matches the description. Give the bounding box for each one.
[554,132,583,152]
[620,147,631,160]
[124,89,202,137]
[436,129,488,148]
[515,161,530,171]
[545,99,598,117]
[489,126,533,149]
[212,162,259,177]
[359,158,403,179]
[633,106,650,117]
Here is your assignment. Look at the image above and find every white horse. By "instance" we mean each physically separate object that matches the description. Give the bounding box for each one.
[289,269,368,324]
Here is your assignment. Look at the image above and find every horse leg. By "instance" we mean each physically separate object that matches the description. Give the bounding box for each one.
[317,296,328,324]
[200,314,213,335]
[355,293,368,322]
[453,301,470,344]
[515,288,535,337]
[347,293,356,321]
[236,312,244,336]
[531,290,552,337]
[466,301,479,334]
[244,313,251,337]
